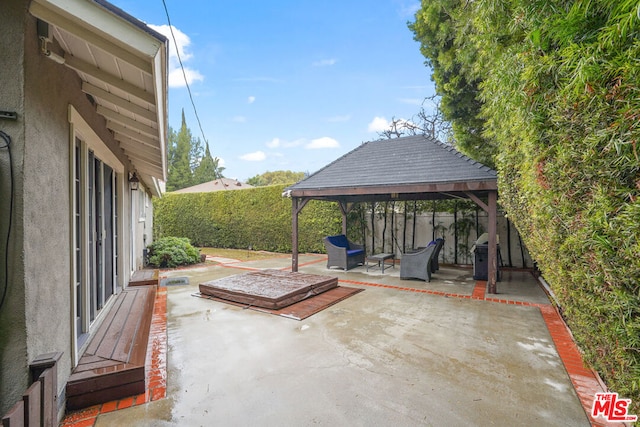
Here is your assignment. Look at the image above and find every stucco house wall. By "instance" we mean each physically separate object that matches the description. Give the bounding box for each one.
[0,0,164,417]
[21,10,75,409]
[133,185,155,269]
[1,0,33,413]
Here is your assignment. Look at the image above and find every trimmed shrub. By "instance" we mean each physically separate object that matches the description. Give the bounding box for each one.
[147,236,201,268]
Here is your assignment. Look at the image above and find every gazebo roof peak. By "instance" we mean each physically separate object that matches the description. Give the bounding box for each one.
[287,134,496,195]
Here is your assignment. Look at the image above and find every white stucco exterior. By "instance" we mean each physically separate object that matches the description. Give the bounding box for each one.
[0,0,167,419]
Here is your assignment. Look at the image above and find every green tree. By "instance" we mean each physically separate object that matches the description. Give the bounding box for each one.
[409,0,496,167]
[167,110,196,191]
[167,110,223,191]
[189,133,204,176]
[193,144,225,185]
[246,170,306,186]
[167,111,192,191]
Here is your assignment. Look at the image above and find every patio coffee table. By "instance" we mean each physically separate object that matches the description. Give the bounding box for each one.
[365,253,395,273]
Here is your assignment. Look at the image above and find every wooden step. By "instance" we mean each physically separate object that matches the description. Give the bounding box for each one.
[129,269,159,286]
[66,285,156,410]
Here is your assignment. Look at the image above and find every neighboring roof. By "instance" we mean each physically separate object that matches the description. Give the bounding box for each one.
[172,178,254,194]
[29,0,168,196]
[286,134,497,202]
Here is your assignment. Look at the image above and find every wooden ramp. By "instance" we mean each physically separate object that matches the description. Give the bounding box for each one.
[66,285,156,410]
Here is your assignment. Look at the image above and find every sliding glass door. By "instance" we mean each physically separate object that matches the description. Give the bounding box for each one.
[73,141,119,340]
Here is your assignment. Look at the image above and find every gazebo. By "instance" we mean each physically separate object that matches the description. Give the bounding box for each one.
[284,134,501,293]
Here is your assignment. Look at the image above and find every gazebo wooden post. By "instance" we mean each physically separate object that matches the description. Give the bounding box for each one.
[338,201,349,235]
[487,190,498,294]
[464,190,499,294]
[291,197,309,272]
[292,197,299,272]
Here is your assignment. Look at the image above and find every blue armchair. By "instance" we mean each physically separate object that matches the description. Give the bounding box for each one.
[323,234,365,270]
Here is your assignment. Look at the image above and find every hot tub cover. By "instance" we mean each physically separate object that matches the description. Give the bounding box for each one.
[199,269,339,309]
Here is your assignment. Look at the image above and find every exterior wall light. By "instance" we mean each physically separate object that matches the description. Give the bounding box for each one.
[129,172,139,191]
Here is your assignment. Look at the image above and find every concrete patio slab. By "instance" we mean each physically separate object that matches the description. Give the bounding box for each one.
[65,255,598,426]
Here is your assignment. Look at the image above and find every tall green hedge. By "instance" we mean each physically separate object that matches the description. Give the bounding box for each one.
[153,185,345,253]
[412,0,640,409]
[482,2,640,407]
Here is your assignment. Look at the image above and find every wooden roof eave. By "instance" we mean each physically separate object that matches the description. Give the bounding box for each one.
[288,179,498,201]
[29,0,169,195]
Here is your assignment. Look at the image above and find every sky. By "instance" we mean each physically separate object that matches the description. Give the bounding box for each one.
[110,0,435,181]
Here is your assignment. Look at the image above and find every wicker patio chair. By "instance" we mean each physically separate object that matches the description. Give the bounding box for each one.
[431,238,444,273]
[400,244,437,282]
[323,234,365,271]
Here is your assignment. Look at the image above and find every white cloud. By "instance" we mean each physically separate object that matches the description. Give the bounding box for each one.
[167,67,204,88]
[232,116,247,123]
[149,24,203,88]
[306,137,339,149]
[266,138,304,148]
[267,138,281,148]
[248,96,256,104]
[240,151,266,161]
[368,116,390,132]
[149,24,192,61]
[326,114,351,122]
[312,58,337,67]
[368,116,420,134]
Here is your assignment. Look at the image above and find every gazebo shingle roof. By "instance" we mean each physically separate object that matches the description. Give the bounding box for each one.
[288,134,496,193]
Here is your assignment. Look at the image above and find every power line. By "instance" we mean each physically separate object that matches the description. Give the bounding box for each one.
[160,0,224,182]
[160,0,209,149]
